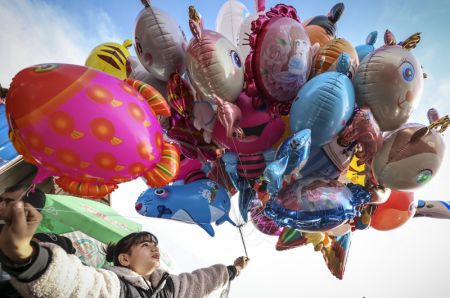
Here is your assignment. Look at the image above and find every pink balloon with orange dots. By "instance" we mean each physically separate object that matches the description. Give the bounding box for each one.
[5,63,179,198]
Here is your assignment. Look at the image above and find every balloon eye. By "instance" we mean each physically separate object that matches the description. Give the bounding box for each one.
[230,50,242,68]
[34,63,58,73]
[154,188,166,196]
[416,169,432,184]
[401,62,415,81]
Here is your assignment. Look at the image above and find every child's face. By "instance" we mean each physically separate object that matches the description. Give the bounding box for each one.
[127,240,161,275]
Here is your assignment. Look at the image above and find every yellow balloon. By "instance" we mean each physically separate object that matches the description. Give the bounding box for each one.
[85,39,133,80]
[345,155,366,186]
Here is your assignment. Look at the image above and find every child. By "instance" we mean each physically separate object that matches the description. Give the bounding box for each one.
[0,200,249,297]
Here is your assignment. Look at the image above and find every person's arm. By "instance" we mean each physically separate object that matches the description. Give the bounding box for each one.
[171,256,249,298]
[0,201,122,297]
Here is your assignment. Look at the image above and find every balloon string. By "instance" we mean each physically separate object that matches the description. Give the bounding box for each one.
[237,224,248,258]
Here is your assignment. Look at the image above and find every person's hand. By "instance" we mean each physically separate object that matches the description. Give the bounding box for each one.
[0,201,42,263]
[233,256,250,273]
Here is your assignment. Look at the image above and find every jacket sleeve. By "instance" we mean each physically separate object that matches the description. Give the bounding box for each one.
[171,264,230,298]
[3,243,122,297]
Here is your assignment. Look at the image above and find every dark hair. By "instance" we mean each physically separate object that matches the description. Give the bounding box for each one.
[4,184,46,211]
[105,232,158,266]
[33,233,76,255]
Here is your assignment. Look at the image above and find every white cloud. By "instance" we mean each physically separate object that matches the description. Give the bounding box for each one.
[0,0,122,87]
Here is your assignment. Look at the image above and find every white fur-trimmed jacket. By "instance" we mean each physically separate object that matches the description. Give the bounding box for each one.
[1,243,237,298]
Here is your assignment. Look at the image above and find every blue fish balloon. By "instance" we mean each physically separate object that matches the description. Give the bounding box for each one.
[135,179,236,236]
[274,129,311,176]
[290,53,355,148]
[264,129,312,196]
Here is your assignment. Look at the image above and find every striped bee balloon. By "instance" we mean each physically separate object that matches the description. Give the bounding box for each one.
[85,39,133,80]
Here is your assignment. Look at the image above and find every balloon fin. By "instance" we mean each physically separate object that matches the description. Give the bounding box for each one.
[276,227,308,251]
[199,223,215,237]
[238,179,256,222]
[126,78,171,117]
[320,232,352,280]
[143,142,180,187]
[55,177,117,198]
[216,214,237,226]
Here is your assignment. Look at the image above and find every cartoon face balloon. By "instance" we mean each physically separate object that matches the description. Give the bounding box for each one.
[186,7,244,103]
[372,123,445,190]
[134,2,188,81]
[85,39,133,80]
[353,31,424,131]
[245,4,316,108]
[6,64,179,198]
[213,92,284,154]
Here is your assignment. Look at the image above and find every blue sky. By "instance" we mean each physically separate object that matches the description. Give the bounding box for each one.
[1,1,450,297]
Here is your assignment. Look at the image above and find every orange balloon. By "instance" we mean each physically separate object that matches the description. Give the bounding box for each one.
[371,190,416,231]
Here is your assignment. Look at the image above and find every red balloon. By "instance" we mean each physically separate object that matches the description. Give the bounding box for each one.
[371,190,416,231]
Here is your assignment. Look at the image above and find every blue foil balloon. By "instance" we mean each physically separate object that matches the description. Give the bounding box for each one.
[289,53,355,148]
[0,104,19,167]
[355,31,377,62]
[264,129,312,196]
[264,179,371,232]
[298,135,355,180]
[135,179,236,236]
[275,129,311,176]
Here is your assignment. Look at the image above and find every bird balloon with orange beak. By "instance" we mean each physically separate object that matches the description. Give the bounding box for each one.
[6,63,179,199]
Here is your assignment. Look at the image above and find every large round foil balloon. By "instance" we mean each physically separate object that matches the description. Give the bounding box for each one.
[290,54,355,147]
[264,179,371,232]
[303,3,344,47]
[6,64,179,198]
[245,4,318,114]
[372,122,446,190]
[353,30,424,131]
[134,0,188,81]
[85,39,133,80]
[186,6,244,103]
[311,38,359,78]
[371,190,415,231]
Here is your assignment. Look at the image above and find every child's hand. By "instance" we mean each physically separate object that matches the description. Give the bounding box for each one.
[0,201,42,263]
[233,256,250,272]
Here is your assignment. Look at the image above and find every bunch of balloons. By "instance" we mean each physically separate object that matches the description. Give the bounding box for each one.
[2,0,449,279]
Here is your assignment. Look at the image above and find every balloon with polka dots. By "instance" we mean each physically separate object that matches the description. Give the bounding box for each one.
[5,63,180,199]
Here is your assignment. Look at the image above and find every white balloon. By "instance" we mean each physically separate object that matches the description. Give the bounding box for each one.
[237,11,265,60]
[216,0,250,47]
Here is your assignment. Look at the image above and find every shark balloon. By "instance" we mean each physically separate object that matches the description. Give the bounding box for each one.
[135,179,236,236]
